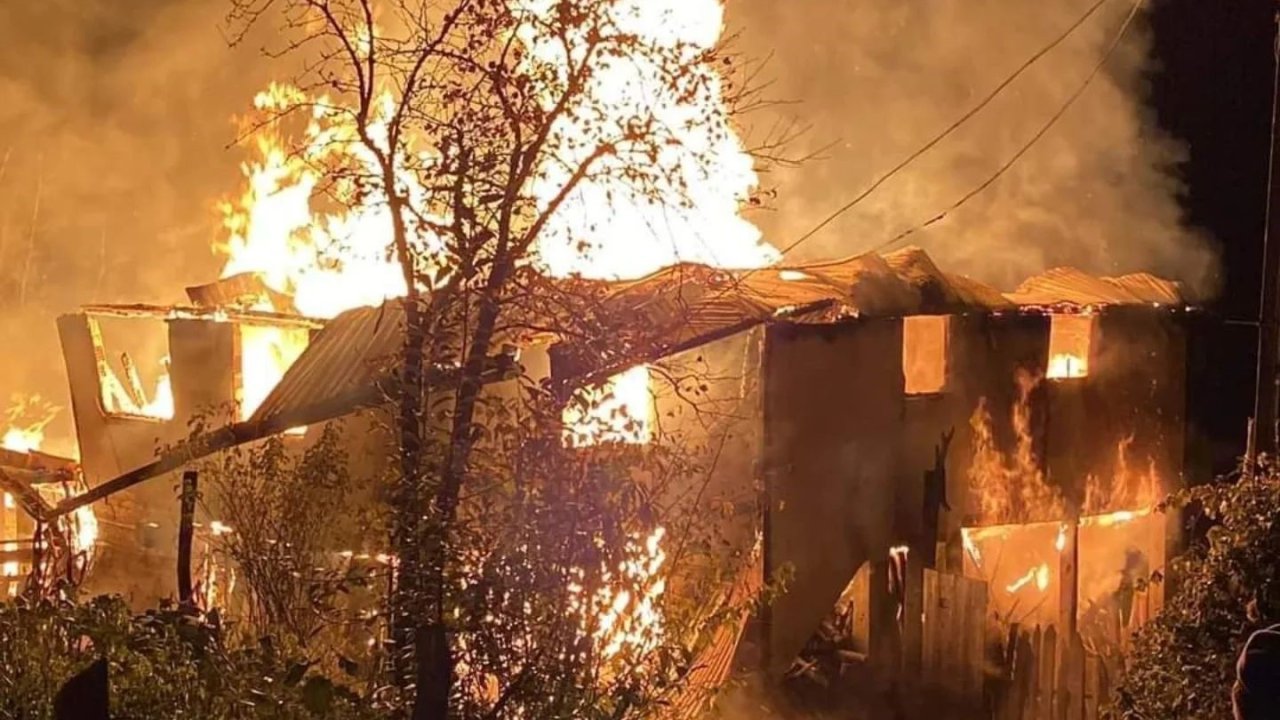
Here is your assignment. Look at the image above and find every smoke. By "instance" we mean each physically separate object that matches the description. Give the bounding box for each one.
[728,0,1219,296]
[0,0,271,453]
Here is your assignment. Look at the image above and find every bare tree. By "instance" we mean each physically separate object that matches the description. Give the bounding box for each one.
[225,1,770,716]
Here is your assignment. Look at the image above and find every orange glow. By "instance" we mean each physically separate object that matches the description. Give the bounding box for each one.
[3,395,58,453]
[903,316,950,395]
[568,526,668,662]
[563,366,654,447]
[1046,314,1095,380]
[1047,353,1087,379]
[238,324,309,426]
[1006,563,1051,594]
[968,371,1063,525]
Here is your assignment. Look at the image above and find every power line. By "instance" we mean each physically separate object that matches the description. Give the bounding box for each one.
[872,0,1145,254]
[774,0,1120,261]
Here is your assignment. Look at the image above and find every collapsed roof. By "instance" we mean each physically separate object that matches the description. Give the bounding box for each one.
[50,247,1190,520]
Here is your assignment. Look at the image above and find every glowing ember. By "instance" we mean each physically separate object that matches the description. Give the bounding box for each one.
[563,366,654,447]
[1055,523,1068,552]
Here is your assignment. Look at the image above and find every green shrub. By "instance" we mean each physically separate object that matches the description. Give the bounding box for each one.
[1115,464,1280,719]
[0,595,377,720]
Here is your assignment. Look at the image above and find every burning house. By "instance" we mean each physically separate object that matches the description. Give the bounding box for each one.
[29,241,1189,716]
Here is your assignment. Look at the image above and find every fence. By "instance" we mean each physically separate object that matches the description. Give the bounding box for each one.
[920,568,1142,720]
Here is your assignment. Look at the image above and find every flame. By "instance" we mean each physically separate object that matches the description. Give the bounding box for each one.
[568,526,668,662]
[1047,314,1094,380]
[213,0,771,425]
[968,375,1162,525]
[1047,353,1087,379]
[2,428,41,454]
[2,395,58,453]
[99,357,174,421]
[1055,523,1068,552]
[1083,435,1159,516]
[968,370,1063,524]
[1006,562,1051,594]
[563,365,654,447]
[521,0,777,280]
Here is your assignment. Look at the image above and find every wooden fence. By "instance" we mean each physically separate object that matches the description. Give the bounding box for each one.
[920,569,1130,720]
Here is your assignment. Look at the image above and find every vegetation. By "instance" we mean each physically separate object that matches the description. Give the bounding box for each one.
[216,0,783,717]
[0,595,375,719]
[1114,461,1280,719]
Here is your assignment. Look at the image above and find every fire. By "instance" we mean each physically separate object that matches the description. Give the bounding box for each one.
[569,526,668,661]
[99,355,174,420]
[2,428,41,454]
[563,365,654,447]
[1046,314,1095,380]
[1006,563,1052,594]
[521,0,777,280]
[212,0,772,430]
[1047,353,1087,379]
[968,370,1064,524]
[2,395,58,453]
[238,324,309,423]
[1083,435,1159,516]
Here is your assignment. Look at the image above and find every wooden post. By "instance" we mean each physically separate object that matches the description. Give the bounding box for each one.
[177,470,197,610]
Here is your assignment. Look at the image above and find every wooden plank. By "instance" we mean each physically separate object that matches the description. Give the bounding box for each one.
[1010,629,1036,720]
[940,573,962,699]
[1083,652,1100,720]
[924,569,939,689]
[963,576,987,704]
[1061,632,1085,720]
[1040,626,1058,720]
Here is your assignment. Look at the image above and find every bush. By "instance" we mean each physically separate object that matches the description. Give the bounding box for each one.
[1114,464,1280,719]
[0,595,377,719]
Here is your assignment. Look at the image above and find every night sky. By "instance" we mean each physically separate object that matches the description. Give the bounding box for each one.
[1148,0,1274,471]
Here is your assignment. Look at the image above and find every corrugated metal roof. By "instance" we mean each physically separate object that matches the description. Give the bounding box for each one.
[248,248,1188,425]
[249,302,404,428]
[1005,266,1186,307]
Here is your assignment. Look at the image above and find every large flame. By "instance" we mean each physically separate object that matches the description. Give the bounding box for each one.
[968,370,1064,525]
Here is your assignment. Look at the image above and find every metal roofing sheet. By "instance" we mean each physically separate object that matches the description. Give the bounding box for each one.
[1005,266,1186,307]
[249,302,403,428]
[247,248,1187,425]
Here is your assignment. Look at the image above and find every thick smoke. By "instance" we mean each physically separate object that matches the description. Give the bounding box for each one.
[0,1,269,453]
[728,0,1218,295]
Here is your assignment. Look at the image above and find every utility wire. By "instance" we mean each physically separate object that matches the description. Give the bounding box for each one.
[773,0,1120,261]
[871,0,1145,255]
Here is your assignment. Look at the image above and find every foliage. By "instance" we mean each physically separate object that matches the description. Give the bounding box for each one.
[1113,462,1280,719]
[0,594,376,720]
[201,423,385,681]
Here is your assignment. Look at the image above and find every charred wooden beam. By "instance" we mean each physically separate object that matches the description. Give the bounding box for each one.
[81,303,324,329]
[0,467,54,519]
[177,471,197,609]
